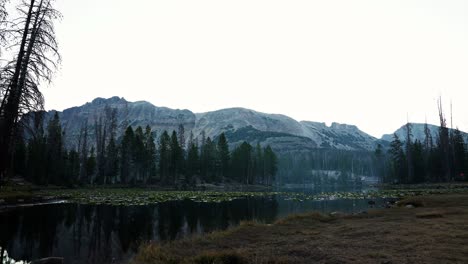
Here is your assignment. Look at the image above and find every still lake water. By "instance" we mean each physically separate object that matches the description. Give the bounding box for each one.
[0,194,387,264]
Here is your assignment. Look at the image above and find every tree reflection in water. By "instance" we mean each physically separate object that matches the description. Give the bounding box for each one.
[0,197,278,264]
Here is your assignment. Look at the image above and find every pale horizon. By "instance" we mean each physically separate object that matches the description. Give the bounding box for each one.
[41,0,468,139]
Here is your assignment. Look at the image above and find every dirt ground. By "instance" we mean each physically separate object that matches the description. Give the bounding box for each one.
[132,194,468,264]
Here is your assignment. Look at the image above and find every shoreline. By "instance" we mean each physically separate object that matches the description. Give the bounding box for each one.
[132,193,468,264]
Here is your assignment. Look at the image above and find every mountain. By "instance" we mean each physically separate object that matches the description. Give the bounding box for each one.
[24,97,196,148]
[300,121,388,150]
[382,123,468,143]
[23,97,388,152]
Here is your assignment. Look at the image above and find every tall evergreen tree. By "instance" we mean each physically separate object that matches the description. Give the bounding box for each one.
[87,147,96,178]
[412,140,425,183]
[159,131,171,184]
[66,149,80,185]
[389,134,406,183]
[405,122,414,183]
[133,126,146,183]
[13,131,27,177]
[78,121,89,184]
[263,145,277,185]
[120,126,135,184]
[46,112,64,185]
[105,136,119,184]
[169,130,184,184]
[201,137,217,182]
[144,125,157,183]
[217,133,230,180]
[452,129,466,179]
[231,142,253,184]
[25,112,47,184]
[186,139,199,184]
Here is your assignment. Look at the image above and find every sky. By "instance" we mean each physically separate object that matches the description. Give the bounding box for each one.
[41,0,468,138]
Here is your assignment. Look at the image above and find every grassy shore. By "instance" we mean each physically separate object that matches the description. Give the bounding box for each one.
[132,193,468,264]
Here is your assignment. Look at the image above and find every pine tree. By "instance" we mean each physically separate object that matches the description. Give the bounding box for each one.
[389,134,406,183]
[254,143,263,184]
[169,131,184,184]
[78,121,89,184]
[25,114,47,185]
[87,147,97,178]
[217,133,230,181]
[144,125,157,183]
[374,144,385,183]
[412,140,425,183]
[263,145,277,185]
[94,115,107,184]
[46,112,64,185]
[201,137,217,182]
[186,138,199,184]
[452,129,466,180]
[120,126,135,184]
[105,136,119,184]
[230,142,253,184]
[405,123,414,183]
[159,131,171,184]
[13,133,27,177]
[133,126,146,183]
[66,149,80,185]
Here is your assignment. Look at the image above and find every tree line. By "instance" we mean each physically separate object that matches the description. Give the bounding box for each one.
[384,101,467,184]
[13,110,278,187]
[277,149,373,185]
[385,123,467,184]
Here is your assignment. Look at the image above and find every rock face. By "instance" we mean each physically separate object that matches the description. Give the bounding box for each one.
[30,97,458,153]
[300,121,380,150]
[194,108,305,139]
[193,108,380,152]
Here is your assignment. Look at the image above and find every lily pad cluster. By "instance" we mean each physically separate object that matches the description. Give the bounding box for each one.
[37,189,282,206]
[33,184,468,206]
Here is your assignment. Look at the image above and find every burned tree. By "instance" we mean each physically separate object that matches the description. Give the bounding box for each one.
[0,0,60,181]
[437,98,451,182]
[405,122,413,183]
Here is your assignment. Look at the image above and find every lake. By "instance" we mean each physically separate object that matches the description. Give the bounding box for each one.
[0,193,388,264]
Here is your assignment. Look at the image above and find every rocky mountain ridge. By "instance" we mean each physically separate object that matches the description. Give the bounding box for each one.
[382,123,468,144]
[26,97,466,153]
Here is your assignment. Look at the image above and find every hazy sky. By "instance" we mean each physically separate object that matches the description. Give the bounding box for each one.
[44,0,468,138]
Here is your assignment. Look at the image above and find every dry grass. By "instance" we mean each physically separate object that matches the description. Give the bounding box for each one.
[133,194,468,264]
[274,212,335,225]
[416,211,444,219]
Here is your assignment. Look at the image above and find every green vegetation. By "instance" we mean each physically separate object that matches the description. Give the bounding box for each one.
[1,183,464,206]
[386,123,467,184]
[11,111,278,187]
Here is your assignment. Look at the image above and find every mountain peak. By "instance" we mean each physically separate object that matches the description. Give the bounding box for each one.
[90,96,127,105]
[330,122,359,131]
[382,123,468,142]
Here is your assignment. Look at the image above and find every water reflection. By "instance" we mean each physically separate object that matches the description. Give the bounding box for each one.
[1,197,278,264]
[0,196,382,264]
